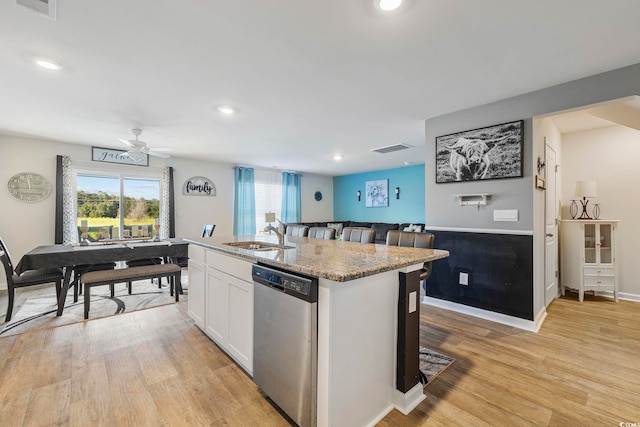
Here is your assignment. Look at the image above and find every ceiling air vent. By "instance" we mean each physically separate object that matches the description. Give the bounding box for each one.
[371,143,413,154]
[16,0,56,20]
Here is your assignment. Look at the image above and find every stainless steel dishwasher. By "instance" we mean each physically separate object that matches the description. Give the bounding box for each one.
[252,263,318,427]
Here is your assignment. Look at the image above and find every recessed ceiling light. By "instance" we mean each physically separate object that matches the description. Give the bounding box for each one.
[378,0,403,11]
[217,105,235,115]
[333,155,343,161]
[34,57,62,70]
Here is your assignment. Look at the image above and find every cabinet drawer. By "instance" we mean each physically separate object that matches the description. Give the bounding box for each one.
[584,276,615,288]
[206,250,253,282]
[584,266,614,276]
[188,244,206,263]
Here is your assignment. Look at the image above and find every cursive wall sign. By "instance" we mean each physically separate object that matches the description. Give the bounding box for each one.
[92,146,148,166]
[183,176,216,196]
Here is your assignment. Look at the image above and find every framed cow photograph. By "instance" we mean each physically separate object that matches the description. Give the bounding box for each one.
[435,120,524,183]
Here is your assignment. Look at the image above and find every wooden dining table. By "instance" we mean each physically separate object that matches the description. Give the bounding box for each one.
[15,239,189,316]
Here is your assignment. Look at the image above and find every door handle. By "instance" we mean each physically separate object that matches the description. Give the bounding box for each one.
[546,233,553,237]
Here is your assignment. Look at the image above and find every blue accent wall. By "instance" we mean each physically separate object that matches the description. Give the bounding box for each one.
[333,164,425,222]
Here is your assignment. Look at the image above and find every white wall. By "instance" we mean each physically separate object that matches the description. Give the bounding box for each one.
[167,156,235,238]
[1,135,91,282]
[300,173,334,222]
[561,125,640,298]
[0,134,333,289]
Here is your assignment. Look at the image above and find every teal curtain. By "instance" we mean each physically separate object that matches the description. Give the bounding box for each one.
[281,172,301,223]
[233,166,256,235]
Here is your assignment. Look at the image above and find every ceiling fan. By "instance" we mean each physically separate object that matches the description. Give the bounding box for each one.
[118,128,172,161]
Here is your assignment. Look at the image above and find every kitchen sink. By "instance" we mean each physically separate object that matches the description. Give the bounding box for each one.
[223,241,294,251]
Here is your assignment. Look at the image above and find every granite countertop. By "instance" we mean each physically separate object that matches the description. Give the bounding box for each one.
[185,234,449,282]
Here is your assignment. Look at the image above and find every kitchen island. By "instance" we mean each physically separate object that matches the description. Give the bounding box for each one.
[185,234,449,427]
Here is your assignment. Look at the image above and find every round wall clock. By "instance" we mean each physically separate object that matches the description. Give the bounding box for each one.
[7,172,52,202]
[314,190,323,201]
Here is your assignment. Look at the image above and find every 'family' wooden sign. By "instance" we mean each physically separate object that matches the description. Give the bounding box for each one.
[183,176,216,196]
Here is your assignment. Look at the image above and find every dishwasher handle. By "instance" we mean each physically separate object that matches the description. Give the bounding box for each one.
[254,276,285,292]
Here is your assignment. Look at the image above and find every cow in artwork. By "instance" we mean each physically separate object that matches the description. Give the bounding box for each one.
[447,137,500,181]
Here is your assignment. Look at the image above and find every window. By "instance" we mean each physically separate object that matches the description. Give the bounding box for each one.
[254,170,282,231]
[75,170,161,241]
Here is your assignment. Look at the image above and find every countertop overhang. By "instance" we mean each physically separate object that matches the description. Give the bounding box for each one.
[185,235,449,282]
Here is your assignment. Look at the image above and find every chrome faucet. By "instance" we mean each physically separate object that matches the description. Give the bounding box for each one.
[264,225,284,245]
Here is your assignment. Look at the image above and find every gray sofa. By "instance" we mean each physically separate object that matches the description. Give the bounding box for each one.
[285,221,426,244]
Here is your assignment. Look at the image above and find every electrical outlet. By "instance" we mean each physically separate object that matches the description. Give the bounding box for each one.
[459,272,469,286]
[409,291,417,313]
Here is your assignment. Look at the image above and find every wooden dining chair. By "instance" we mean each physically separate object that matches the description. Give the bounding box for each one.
[0,237,64,322]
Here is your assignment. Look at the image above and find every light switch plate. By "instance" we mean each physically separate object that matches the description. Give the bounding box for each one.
[494,209,519,222]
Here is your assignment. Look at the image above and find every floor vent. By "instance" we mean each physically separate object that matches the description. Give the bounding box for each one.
[371,143,413,154]
[17,0,56,20]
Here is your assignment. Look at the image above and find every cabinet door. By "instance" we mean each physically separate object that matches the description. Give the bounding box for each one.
[227,275,254,374]
[206,266,228,344]
[188,260,206,329]
[583,223,596,264]
[598,223,613,264]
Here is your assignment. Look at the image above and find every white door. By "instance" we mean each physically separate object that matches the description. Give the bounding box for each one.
[544,143,558,306]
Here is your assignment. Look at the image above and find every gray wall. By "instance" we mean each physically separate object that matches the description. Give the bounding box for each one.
[424,62,640,321]
[425,62,640,231]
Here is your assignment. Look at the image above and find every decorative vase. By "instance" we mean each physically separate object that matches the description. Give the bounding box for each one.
[569,200,578,219]
[592,204,601,220]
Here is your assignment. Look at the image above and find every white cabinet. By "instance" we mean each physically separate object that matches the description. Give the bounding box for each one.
[188,247,254,374]
[188,245,206,328]
[560,220,619,302]
[205,266,227,343]
[225,273,253,369]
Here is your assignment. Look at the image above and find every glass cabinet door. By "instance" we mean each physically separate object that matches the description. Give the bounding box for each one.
[584,223,596,264]
[599,223,612,264]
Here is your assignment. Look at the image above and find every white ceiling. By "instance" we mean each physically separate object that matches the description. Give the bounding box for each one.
[550,96,640,134]
[2,1,640,176]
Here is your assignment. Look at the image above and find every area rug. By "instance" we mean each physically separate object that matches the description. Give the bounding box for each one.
[0,277,188,337]
[419,345,455,386]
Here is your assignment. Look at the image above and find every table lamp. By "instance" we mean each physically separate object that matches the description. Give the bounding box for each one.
[265,212,276,230]
[575,180,597,219]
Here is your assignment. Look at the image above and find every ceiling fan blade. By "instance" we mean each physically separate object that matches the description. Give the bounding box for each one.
[119,138,135,148]
[148,151,171,159]
[124,150,147,162]
[149,147,173,152]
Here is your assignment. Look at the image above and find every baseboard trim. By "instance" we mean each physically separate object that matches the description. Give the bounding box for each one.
[422,296,541,332]
[393,383,426,415]
[564,287,640,303]
[618,292,640,302]
[423,225,533,236]
[595,290,640,302]
[364,404,395,427]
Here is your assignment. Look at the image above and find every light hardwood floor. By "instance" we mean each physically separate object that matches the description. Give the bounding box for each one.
[1,293,639,426]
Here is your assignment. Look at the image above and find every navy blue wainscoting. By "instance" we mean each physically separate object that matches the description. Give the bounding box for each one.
[425,230,533,320]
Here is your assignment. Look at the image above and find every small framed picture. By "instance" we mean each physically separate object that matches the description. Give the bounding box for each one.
[365,179,389,207]
[535,175,546,190]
